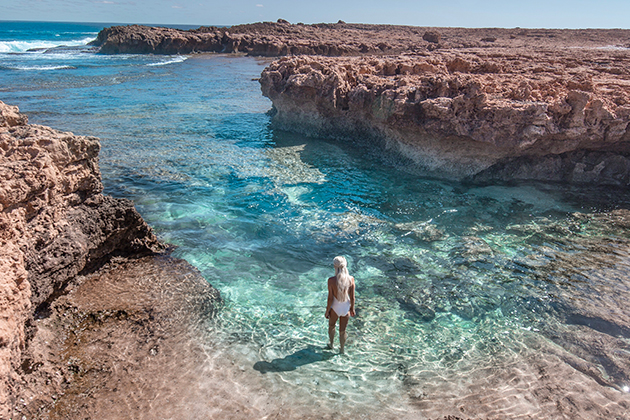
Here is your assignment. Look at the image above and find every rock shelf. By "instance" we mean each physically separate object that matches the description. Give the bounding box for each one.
[92,21,630,57]
[260,50,630,183]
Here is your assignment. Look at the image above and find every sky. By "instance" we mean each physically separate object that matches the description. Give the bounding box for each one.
[1,0,629,28]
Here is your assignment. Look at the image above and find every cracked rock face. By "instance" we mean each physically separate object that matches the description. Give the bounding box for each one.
[0,101,163,418]
[260,51,630,184]
[93,22,435,56]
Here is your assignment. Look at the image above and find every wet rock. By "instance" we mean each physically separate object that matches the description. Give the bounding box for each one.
[17,256,220,419]
[452,236,493,263]
[398,296,436,322]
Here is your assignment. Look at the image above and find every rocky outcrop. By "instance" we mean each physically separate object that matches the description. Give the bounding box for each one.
[92,22,630,56]
[260,51,630,184]
[0,101,166,418]
[93,21,429,55]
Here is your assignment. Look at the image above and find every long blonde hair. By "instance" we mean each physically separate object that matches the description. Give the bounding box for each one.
[333,256,352,302]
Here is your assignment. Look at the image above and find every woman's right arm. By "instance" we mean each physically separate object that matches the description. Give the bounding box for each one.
[325,278,333,318]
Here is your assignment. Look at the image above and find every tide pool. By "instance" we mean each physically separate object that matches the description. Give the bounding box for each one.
[2,21,630,418]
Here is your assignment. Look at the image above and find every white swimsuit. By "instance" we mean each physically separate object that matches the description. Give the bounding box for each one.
[331,296,351,317]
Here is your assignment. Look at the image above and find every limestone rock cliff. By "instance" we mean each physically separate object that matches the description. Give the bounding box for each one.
[93,21,427,55]
[260,52,630,184]
[93,22,630,57]
[0,101,163,418]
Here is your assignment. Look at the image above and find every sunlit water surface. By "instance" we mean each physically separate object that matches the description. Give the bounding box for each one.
[2,22,630,419]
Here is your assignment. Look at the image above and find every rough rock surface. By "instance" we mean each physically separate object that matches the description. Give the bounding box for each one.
[92,22,630,57]
[0,101,168,418]
[15,255,219,419]
[260,50,630,183]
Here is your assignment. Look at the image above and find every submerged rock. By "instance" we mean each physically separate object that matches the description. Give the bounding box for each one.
[398,296,436,322]
[18,255,219,419]
[452,236,494,264]
[395,221,446,242]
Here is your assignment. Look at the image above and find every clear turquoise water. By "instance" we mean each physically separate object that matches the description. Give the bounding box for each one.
[2,21,630,417]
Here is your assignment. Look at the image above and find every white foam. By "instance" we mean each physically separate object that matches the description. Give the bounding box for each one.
[596,45,630,51]
[146,56,188,66]
[0,36,95,53]
[5,64,76,71]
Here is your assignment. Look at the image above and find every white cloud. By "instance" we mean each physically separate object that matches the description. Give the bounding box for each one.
[172,5,182,8]
[256,4,263,7]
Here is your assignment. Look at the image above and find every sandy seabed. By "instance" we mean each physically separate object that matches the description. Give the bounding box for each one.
[16,251,630,420]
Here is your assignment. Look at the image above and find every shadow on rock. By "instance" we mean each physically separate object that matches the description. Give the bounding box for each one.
[253,346,336,373]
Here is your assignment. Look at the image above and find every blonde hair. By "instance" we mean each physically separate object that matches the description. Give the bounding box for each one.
[333,256,351,302]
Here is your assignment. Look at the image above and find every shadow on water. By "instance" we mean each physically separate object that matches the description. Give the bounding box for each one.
[253,346,336,373]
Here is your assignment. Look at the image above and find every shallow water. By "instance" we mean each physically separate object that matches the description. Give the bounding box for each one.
[3,22,630,418]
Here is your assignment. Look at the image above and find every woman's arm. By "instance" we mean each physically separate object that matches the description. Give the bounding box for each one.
[325,277,334,318]
[349,277,356,317]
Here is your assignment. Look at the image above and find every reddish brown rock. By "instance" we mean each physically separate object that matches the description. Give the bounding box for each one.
[0,101,166,418]
[423,30,441,44]
[260,50,630,184]
[93,23,630,57]
[16,255,219,420]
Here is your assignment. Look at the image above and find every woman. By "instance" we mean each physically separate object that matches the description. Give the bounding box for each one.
[325,256,356,353]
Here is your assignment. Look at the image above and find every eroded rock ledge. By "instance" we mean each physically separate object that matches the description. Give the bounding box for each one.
[260,51,630,184]
[0,102,219,418]
[92,22,630,56]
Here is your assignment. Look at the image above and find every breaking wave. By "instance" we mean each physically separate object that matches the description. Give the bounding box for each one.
[146,56,189,66]
[0,36,96,53]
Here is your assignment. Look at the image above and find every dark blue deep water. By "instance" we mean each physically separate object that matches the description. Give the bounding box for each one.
[2,21,630,418]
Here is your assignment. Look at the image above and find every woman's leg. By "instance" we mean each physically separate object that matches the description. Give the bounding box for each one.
[328,310,339,349]
[339,315,349,353]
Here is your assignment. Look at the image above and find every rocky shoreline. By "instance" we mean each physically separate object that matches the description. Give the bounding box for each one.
[92,21,630,57]
[92,22,630,185]
[260,52,630,183]
[0,102,220,418]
